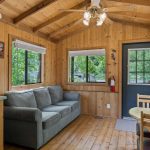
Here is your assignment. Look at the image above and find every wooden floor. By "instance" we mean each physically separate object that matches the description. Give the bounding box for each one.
[5,115,137,150]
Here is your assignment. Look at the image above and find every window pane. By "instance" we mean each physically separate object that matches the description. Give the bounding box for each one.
[128,48,150,85]
[145,61,150,72]
[145,73,150,84]
[88,55,106,82]
[137,61,144,72]
[128,51,136,61]
[145,50,150,60]
[129,61,136,72]
[27,51,41,84]
[128,73,136,84]
[12,46,25,86]
[137,50,144,60]
[137,73,144,84]
[73,56,86,82]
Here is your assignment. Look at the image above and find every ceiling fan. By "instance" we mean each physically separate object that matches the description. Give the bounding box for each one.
[60,0,134,26]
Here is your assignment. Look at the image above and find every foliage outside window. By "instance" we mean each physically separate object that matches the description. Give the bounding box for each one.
[12,41,42,86]
[69,49,106,83]
[128,48,150,84]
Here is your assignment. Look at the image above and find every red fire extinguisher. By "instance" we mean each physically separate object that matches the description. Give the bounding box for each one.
[108,76,115,93]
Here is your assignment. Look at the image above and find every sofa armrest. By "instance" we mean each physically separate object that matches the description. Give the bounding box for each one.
[63,92,80,101]
[4,107,42,122]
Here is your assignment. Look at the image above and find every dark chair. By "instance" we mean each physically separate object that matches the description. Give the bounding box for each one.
[137,111,150,150]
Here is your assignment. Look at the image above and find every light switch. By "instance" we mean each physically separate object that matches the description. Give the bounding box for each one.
[106,104,111,109]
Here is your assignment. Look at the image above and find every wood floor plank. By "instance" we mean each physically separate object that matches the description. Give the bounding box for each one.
[4,115,137,150]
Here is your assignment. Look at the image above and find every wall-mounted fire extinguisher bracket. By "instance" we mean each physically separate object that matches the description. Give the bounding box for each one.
[108,76,115,93]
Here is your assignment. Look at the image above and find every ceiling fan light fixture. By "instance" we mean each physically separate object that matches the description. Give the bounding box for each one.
[91,0,100,8]
[99,13,107,22]
[0,13,2,19]
[83,19,89,26]
[96,19,103,26]
[83,11,91,20]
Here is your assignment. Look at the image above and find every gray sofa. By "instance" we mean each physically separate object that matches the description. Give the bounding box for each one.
[4,85,80,149]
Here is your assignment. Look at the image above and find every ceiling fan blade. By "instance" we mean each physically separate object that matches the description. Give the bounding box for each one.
[59,9,85,12]
[104,17,113,25]
[103,5,135,13]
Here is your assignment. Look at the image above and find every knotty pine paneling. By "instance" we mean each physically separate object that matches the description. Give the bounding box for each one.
[57,22,150,118]
[0,101,3,150]
[0,21,56,95]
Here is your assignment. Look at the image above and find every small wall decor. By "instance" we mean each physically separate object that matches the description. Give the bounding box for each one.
[0,41,4,58]
[111,49,116,64]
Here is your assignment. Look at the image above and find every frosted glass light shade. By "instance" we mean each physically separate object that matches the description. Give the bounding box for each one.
[96,19,103,26]
[83,19,89,26]
[99,13,107,22]
[83,11,91,20]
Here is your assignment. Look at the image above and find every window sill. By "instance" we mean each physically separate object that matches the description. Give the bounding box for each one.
[66,82,108,86]
[10,83,44,91]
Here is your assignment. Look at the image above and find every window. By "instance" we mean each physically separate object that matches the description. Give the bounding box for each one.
[128,48,150,84]
[11,39,46,86]
[68,49,106,83]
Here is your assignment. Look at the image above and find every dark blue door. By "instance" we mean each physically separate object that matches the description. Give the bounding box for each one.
[122,42,150,117]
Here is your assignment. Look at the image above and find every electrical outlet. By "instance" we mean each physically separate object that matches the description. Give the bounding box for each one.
[106,104,111,109]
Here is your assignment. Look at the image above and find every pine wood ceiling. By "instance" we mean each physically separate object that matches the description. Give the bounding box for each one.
[0,0,149,43]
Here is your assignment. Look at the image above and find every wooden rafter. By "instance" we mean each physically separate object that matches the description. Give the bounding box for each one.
[108,0,150,6]
[109,13,150,26]
[13,0,57,24]
[104,0,150,15]
[33,0,91,32]
[0,0,5,4]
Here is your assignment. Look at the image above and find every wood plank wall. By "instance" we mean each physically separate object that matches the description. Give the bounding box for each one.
[56,22,150,118]
[0,21,56,95]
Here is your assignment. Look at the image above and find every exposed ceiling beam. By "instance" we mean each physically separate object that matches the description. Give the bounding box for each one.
[107,0,150,6]
[109,13,150,26]
[0,0,5,4]
[0,13,57,43]
[33,0,91,32]
[104,0,150,15]
[13,0,57,24]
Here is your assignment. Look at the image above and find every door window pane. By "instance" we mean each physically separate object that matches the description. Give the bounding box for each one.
[137,50,144,60]
[129,61,136,72]
[137,73,144,84]
[129,73,136,84]
[137,61,144,72]
[128,48,150,84]
[145,50,150,60]
[145,73,150,84]
[129,51,136,61]
[145,61,150,72]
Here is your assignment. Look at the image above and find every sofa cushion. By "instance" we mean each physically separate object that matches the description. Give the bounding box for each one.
[56,101,80,111]
[42,112,61,129]
[42,105,71,118]
[5,91,37,108]
[33,88,52,109]
[48,85,63,104]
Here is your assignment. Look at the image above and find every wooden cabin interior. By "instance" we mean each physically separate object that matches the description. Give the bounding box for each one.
[0,0,150,149]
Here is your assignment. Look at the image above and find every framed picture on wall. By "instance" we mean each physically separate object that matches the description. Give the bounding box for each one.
[0,41,4,58]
